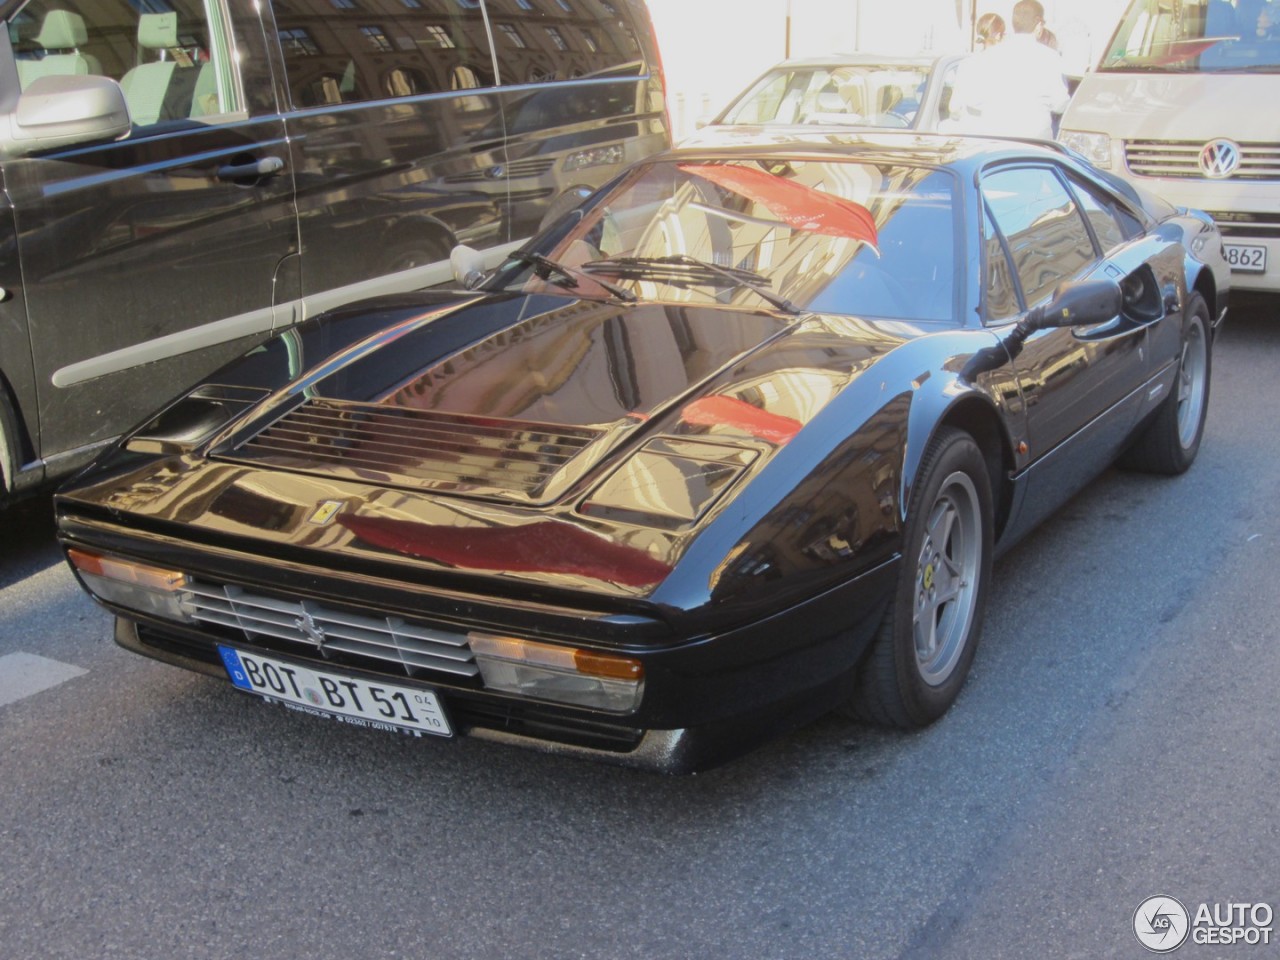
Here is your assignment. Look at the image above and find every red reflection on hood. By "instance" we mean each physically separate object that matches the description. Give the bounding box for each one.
[338,515,671,587]
[681,395,802,445]
[678,162,878,247]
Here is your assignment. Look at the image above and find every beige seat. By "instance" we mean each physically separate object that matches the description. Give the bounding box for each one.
[119,12,180,126]
[16,10,97,88]
[119,13,219,124]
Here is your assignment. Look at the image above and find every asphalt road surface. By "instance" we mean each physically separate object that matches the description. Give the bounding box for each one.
[2,304,1277,960]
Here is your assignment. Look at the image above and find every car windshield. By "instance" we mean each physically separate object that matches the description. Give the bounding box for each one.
[505,157,959,321]
[719,64,931,128]
[1100,0,1280,73]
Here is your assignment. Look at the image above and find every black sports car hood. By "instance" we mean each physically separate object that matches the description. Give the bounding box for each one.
[61,292,930,603]
[211,293,801,506]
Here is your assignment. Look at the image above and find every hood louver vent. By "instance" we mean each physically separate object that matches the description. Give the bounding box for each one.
[220,398,602,502]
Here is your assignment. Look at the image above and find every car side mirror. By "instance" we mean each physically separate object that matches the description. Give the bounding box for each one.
[964,277,1125,380]
[0,75,132,158]
[1028,277,1123,330]
[450,244,487,290]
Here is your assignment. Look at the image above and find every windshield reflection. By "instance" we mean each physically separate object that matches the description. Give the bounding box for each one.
[1101,0,1280,72]
[507,157,959,321]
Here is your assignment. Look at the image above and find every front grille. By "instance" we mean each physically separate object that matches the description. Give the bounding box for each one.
[508,187,556,203]
[454,696,643,752]
[222,398,601,502]
[1125,140,1280,180]
[186,580,480,680]
[444,157,557,183]
[1205,211,1280,239]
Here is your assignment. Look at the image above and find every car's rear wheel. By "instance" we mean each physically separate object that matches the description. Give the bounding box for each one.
[847,427,993,729]
[1120,292,1211,475]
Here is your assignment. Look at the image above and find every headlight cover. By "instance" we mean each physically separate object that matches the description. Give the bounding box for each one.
[125,384,270,455]
[1059,130,1113,169]
[563,144,626,172]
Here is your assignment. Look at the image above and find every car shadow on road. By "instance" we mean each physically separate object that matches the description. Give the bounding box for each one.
[1,494,61,584]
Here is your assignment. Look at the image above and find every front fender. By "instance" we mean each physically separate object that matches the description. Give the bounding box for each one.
[894,330,1015,525]
[653,324,1010,629]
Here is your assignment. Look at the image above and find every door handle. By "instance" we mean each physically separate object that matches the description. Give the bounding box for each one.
[216,156,285,183]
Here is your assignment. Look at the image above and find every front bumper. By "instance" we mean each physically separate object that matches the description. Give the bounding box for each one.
[105,555,896,773]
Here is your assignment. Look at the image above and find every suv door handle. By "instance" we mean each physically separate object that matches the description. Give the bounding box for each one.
[216,156,285,183]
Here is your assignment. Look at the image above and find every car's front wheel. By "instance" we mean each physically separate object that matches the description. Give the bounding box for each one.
[847,427,993,729]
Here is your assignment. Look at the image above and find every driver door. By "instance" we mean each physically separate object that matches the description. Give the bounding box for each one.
[981,164,1149,524]
[6,0,298,469]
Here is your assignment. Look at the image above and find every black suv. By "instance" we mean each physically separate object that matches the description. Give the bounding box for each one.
[0,0,669,507]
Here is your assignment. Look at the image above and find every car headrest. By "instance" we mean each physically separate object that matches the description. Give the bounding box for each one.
[138,12,178,50]
[34,10,88,50]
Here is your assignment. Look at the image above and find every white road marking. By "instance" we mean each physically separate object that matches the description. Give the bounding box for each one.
[0,653,87,708]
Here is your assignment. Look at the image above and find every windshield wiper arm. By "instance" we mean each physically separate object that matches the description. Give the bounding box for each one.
[582,254,799,313]
[507,250,637,303]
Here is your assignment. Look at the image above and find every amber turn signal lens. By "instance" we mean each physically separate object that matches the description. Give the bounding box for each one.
[66,548,188,591]
[573,650,644,680]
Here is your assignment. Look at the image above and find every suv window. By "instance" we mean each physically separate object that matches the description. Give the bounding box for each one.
[491,2,648,84]
[982,166,1097,314]
[11,0,244,126]
[273,4,494,107]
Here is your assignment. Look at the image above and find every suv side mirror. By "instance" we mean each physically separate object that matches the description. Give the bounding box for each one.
[450,244,488,289]
[0,75,131,158]
[1029,277,1123,330]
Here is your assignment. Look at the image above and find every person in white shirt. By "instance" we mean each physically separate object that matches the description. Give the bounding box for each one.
[946,0,1069,139]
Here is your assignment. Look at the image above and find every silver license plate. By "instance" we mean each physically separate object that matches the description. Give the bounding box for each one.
[1224,243,1267,273]
[218,646,452,737]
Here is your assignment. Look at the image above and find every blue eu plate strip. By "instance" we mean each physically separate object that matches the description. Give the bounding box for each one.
[218,646,253,690]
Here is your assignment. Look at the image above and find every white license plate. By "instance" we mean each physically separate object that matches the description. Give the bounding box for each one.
[1224,243,1267,273]
[218,646,452,737]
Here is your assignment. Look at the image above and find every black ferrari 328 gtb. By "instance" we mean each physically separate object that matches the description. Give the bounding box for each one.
[56,131,1228,772]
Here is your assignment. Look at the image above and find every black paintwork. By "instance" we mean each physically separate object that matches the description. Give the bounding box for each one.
[55,132,1229,772]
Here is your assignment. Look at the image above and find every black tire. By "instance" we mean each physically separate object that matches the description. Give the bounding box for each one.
[381,234,451,276]
[1120,292,1212,476]
[0,392,16,500]
[846,427,993,729]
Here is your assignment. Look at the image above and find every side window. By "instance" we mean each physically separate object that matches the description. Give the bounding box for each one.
[1067,176,1137,253]
[937,60,960,121]
[983,206,1020,321]
[494,1,649,85]
[273,3,494,108]
[10,0,244,126]
[723,72,792,124]
[982,166,1097,310]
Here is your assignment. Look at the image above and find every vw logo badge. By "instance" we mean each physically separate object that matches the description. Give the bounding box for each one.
[1199,139,1241,179]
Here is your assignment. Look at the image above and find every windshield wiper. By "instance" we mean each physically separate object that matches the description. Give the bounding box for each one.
[506,250,637,303]
[582,254,799,314]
